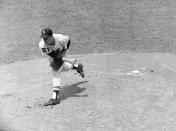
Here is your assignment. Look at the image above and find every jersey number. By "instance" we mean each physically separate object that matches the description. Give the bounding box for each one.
[41,48,50,53]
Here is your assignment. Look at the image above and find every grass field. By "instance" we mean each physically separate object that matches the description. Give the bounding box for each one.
[1,0,176,64]
[1,0,176,131]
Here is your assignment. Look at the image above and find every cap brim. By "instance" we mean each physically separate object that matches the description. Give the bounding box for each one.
[40,34,49,38]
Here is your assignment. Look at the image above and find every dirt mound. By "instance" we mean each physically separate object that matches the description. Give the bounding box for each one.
[1,53,176,130]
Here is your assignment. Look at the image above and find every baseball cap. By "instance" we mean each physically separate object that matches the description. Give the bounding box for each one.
[40,28,53,38]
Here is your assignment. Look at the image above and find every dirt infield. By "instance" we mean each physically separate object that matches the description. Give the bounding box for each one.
[1,52,176,131]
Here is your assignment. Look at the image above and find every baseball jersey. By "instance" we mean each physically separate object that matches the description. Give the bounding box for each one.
[39,34,69,55]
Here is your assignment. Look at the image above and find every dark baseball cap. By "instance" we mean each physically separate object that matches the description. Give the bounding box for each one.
[40,28,53,38]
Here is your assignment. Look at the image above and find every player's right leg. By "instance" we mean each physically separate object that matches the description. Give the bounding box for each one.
[73,63,85,78]
[62,57,76,65]
[61,62,85,78]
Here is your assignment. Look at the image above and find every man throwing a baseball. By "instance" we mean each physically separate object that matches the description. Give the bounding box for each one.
[39,28,85,106]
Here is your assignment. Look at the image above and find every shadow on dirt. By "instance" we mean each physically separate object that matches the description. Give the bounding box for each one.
[59,81,88,102]
[32,81,88,108]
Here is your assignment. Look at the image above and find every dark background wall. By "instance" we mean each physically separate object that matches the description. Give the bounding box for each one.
[0,0,176,64]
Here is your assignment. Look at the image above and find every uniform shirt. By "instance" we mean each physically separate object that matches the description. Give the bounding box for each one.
[39,34,69,55]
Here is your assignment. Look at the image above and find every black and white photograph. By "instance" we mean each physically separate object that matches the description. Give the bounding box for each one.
[0,0,176,130]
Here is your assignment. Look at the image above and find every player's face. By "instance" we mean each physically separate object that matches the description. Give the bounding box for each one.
[43,36,55,46]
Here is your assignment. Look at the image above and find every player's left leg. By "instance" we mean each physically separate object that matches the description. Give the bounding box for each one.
[44,58,63,106]
[44,61,78,106]
[44,71,61,106]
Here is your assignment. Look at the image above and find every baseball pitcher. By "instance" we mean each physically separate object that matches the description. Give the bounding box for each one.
[39,28,85,106]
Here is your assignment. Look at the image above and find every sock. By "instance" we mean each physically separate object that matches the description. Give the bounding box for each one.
[73,63,78,69]
[52,90,59,99]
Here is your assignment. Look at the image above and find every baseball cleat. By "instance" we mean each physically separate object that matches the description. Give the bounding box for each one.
[76,63,85,78]
[44,98,60,106]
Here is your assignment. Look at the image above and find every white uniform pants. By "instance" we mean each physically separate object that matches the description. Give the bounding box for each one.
[52,62,73,91]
